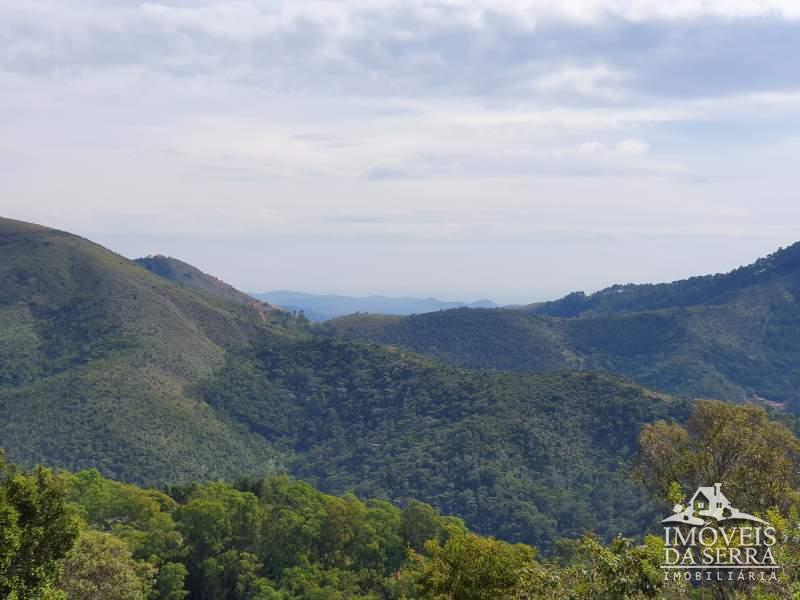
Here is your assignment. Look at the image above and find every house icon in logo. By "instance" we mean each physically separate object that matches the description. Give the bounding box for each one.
[662,483,768,526]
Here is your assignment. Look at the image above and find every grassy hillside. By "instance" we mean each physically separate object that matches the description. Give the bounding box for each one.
[0,216,690,549]
[323,244,800,410]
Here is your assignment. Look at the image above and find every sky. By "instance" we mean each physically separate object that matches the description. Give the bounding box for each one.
[2,1,800,304]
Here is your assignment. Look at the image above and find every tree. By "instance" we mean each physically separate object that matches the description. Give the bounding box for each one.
[64,469,182,563]
[402,500,446,553]
[0,485,20,591]
[58,530,155,600]
[579,534,663,600]
[637,401,800,600]
[258,477,326,576]
[156,562,189,600]
[175,483,261,599]
[201,550,275,600]
[0,453,79,599]
[637,400,800,513]
[515,534,667,600]
[409,532,534,600]
[320,494,367,569]
[357,499,405,575]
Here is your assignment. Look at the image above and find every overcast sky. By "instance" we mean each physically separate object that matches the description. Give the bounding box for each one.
[2,1,800,303]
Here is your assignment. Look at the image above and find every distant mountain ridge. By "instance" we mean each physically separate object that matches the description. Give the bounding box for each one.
[252,290,496,321]
[325,241,800,411]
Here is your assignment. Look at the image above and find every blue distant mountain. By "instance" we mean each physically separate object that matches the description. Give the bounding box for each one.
[251,290,497,321]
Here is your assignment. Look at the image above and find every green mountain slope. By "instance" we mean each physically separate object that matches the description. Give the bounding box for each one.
[0,216,689,548]
[0,217,291,482]
[323,244,800,410]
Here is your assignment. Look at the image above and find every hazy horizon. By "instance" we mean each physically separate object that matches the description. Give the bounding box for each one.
[4,206,800,307]
[3,1,800,304]
[119,233,800,305]
[9,215,795,306]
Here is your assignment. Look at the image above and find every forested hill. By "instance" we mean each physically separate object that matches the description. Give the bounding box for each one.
[0,216,296,483]
[525,241,800,317]
[323,242,800,410]
[0,216,689,548]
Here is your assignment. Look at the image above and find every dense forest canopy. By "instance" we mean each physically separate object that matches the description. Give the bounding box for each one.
[3,401,800,599]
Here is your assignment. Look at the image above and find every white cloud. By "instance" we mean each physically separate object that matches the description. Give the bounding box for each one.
[132,0,800,40]
[616,138,650,155]
[3,0,800,103]
[578,141,609,154]
[139,2,357,41]
[527,64,629,99]
[128,0,800,39]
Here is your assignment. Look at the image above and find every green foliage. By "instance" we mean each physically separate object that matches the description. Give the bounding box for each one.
[636,401,800,599]
[515,534,667,600]
[63,469,182,562]
[10,218,800,598]
[60,468,505,600]
[198,336,689,549]
[409,532,535,600]
[15,442,800,599]
[66,466,688,600]
[581,534,663,599]
[199,550,275,600]
[0,453,79,599]
[58,530,156,600]
[2,458,677,600]
[637,400,800,513]
[157,563,190,600]
[402,500,452,553]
